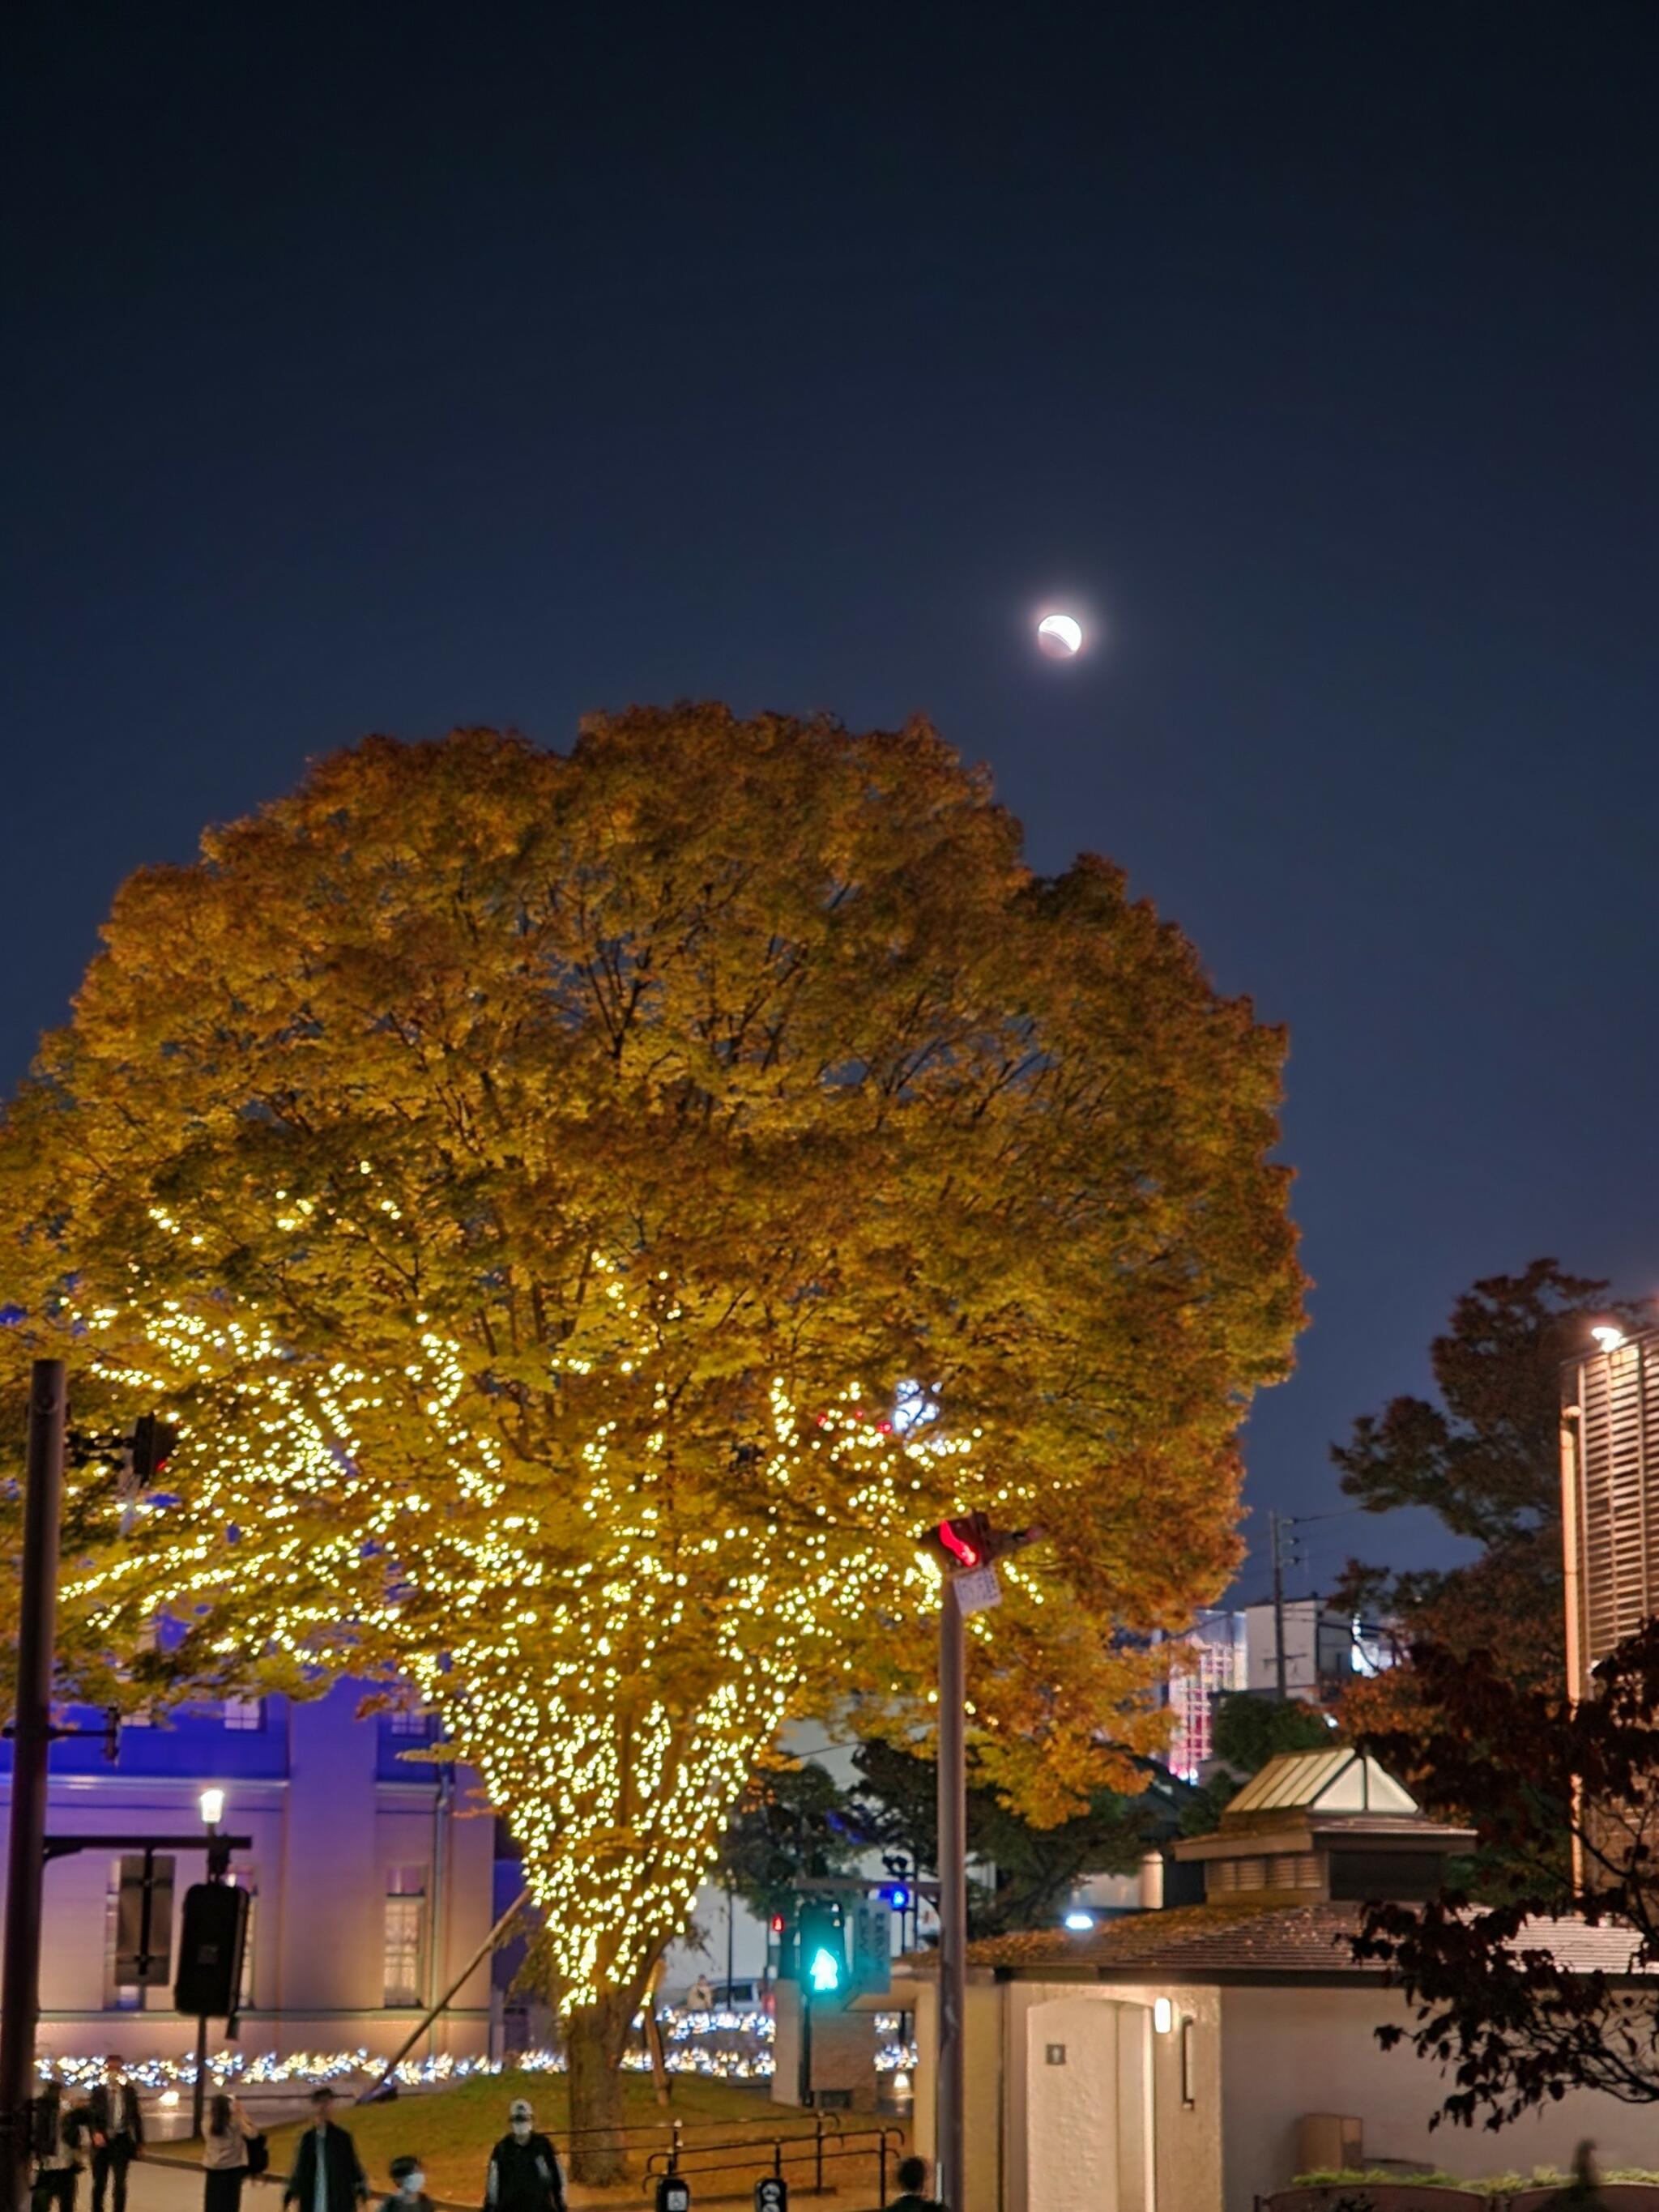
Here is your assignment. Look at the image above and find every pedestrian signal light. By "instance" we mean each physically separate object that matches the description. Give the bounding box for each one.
[884,1883,911,1911]
[797,1903,844,2003]
[938,1515,984,1567]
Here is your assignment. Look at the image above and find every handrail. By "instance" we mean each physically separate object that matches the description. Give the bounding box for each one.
[561,2108,844,2145]
[645,2118,904,2204]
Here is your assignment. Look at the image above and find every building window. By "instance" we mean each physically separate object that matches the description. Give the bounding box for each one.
[223,1698,265,1732]
[388,1707,431,1738]
[104,1855,175,2010]
[382,1867,428,2008]
[230,1869,258,2009]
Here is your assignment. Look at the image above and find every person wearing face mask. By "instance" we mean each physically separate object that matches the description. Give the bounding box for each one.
[378,2156,434,2212]
[483,2101,564,2212]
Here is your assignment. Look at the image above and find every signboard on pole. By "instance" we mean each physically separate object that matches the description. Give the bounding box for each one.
[954,1565,1001,1614]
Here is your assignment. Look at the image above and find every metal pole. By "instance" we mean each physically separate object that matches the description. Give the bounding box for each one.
[0,1359,67,2212]
[1270,1508,1288,1698]
[359,1886,530,2102]
[190,2013,209,2139]
[936,1575,966,2210]
[724,1883,734,2000]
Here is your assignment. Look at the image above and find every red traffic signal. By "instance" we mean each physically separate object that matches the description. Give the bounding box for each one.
[130,1413,179,1481]
[928,1513,1043,1574]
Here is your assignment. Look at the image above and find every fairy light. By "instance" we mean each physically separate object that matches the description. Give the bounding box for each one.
[64,1221,1025,2016]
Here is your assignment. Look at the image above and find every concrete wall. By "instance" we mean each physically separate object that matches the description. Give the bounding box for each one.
[1219,1985,1653,2212]
[995,1980,1220,2212]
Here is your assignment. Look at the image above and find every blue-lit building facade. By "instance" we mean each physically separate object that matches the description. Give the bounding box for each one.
[0,1682,497,2063]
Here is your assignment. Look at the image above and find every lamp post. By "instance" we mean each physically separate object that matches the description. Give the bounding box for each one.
[190,1791,225,2138]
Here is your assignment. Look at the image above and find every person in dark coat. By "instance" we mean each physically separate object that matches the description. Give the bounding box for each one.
[87,2061,145,2212]
[32,2084,94,2212]
[483,2099,565,2212]
[888,2154,947,2212]
[1541,2142,1609,2209]
[282,2089,368,2212]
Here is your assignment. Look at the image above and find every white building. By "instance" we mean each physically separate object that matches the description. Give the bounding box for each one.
[0,1681,497,2064]
[906,1748,1649,2212]
[1241,1599,1394,1704]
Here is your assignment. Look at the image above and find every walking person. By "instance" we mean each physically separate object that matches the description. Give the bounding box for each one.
[377,2155,433,2212]
[888,2154,947,2212]
[483,2099,565,2212]
[203,2094,258,2212]
[32,2083,93,2212]
[1542,2142,1609,2209]
[88,2060,145,2212]
[282,2088,368,2212]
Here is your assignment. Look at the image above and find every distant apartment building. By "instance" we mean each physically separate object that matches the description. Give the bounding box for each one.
[1164,1601,1395,1781]
[1241,1598,1393,1703]
[0,1680,496,2062]
[1165,1612,1250,1779]
[1561,1321,1659,1696]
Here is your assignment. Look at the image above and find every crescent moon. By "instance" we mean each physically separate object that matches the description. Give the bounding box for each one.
[1037,612,1083,658]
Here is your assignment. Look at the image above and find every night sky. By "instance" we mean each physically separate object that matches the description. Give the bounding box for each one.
[6,5,1655,1604]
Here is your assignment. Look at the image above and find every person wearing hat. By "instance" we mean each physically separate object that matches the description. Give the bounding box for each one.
[483,2100,564,2212]
[377,2156,434,2212]
[282,2089,368,2212]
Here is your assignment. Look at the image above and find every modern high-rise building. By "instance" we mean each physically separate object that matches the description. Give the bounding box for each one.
[1560,1323,1659,1696]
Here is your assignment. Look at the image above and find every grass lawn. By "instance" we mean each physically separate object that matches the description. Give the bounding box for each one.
[251,2071,902,2205]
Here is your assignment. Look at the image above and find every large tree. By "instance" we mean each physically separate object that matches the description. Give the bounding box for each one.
[1353,1622,1659,2130]
[0,710,1302,2172]
[849,1736,1182,1937]
[1331,1260,1631,1792]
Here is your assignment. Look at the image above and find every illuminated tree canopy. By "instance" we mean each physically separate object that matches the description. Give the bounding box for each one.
[0,708,1302,2156]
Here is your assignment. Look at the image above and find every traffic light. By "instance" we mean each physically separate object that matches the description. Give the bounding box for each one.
[924,1512,1043,1573]
[130,1413,179,1482]
[797,1903,844,2003]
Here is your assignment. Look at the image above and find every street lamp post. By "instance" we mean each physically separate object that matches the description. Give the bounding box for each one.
[190,1790,226,2139]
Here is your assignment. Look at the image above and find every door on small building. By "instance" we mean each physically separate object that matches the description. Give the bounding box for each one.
[1026,1995,1154,2212]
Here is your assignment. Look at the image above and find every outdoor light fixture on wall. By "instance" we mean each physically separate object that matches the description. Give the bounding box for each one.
[1153,1996,1174,2035]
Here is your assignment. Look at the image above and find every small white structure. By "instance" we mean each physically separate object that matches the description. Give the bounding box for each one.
[907,1750,1654,2212]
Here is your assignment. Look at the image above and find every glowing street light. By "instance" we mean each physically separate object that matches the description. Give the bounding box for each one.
[198,1788,225,1831]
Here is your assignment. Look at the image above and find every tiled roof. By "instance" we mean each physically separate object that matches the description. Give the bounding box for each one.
[947,1903,1659,1980]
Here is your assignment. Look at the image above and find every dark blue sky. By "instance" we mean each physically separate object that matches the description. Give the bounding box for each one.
[5,4,1655,1602]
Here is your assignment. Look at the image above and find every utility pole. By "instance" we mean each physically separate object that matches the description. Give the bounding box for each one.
[1269,1507,1288,1699]
[0,1360,67,2212]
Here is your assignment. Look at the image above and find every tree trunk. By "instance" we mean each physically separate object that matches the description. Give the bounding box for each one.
[565,1993,635,2186]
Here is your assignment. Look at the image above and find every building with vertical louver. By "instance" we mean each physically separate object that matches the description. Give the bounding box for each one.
[1560,1325,1659,1696]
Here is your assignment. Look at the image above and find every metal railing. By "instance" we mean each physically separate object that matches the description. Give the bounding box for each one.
[646,2116,905,2203]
